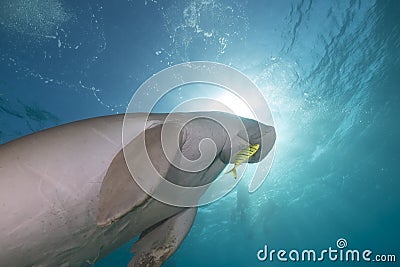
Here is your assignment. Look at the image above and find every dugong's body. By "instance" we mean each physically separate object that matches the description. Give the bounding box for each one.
[0,112,276,266]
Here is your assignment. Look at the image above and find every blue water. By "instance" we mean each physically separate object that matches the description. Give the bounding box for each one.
[1,0,399,266]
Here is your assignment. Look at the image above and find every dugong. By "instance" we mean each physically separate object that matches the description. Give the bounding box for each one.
[0,112,276,266]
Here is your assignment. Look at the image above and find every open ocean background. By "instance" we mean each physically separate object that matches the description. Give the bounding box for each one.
[0,0,399,266]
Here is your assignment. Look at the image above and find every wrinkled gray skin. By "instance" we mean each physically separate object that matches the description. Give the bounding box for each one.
[0,112,276,267]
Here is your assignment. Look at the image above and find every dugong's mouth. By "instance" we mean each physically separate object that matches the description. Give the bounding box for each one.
[248,125,276,163]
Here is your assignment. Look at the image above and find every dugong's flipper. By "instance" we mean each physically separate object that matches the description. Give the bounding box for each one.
[97,121,185,226]
[96,148,150,226]
[129,208,197,267]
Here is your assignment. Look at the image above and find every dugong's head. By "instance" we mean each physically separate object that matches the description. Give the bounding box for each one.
[168,112,275,173]
[181,112,275,166]
[159,111,276,192]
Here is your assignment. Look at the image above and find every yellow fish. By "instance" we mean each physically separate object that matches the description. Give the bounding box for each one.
[226,144,260,179]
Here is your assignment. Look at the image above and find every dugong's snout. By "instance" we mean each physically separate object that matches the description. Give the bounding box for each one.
[220,117,276,164]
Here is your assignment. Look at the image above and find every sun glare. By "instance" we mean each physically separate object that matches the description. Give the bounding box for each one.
[217,91,255,119]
